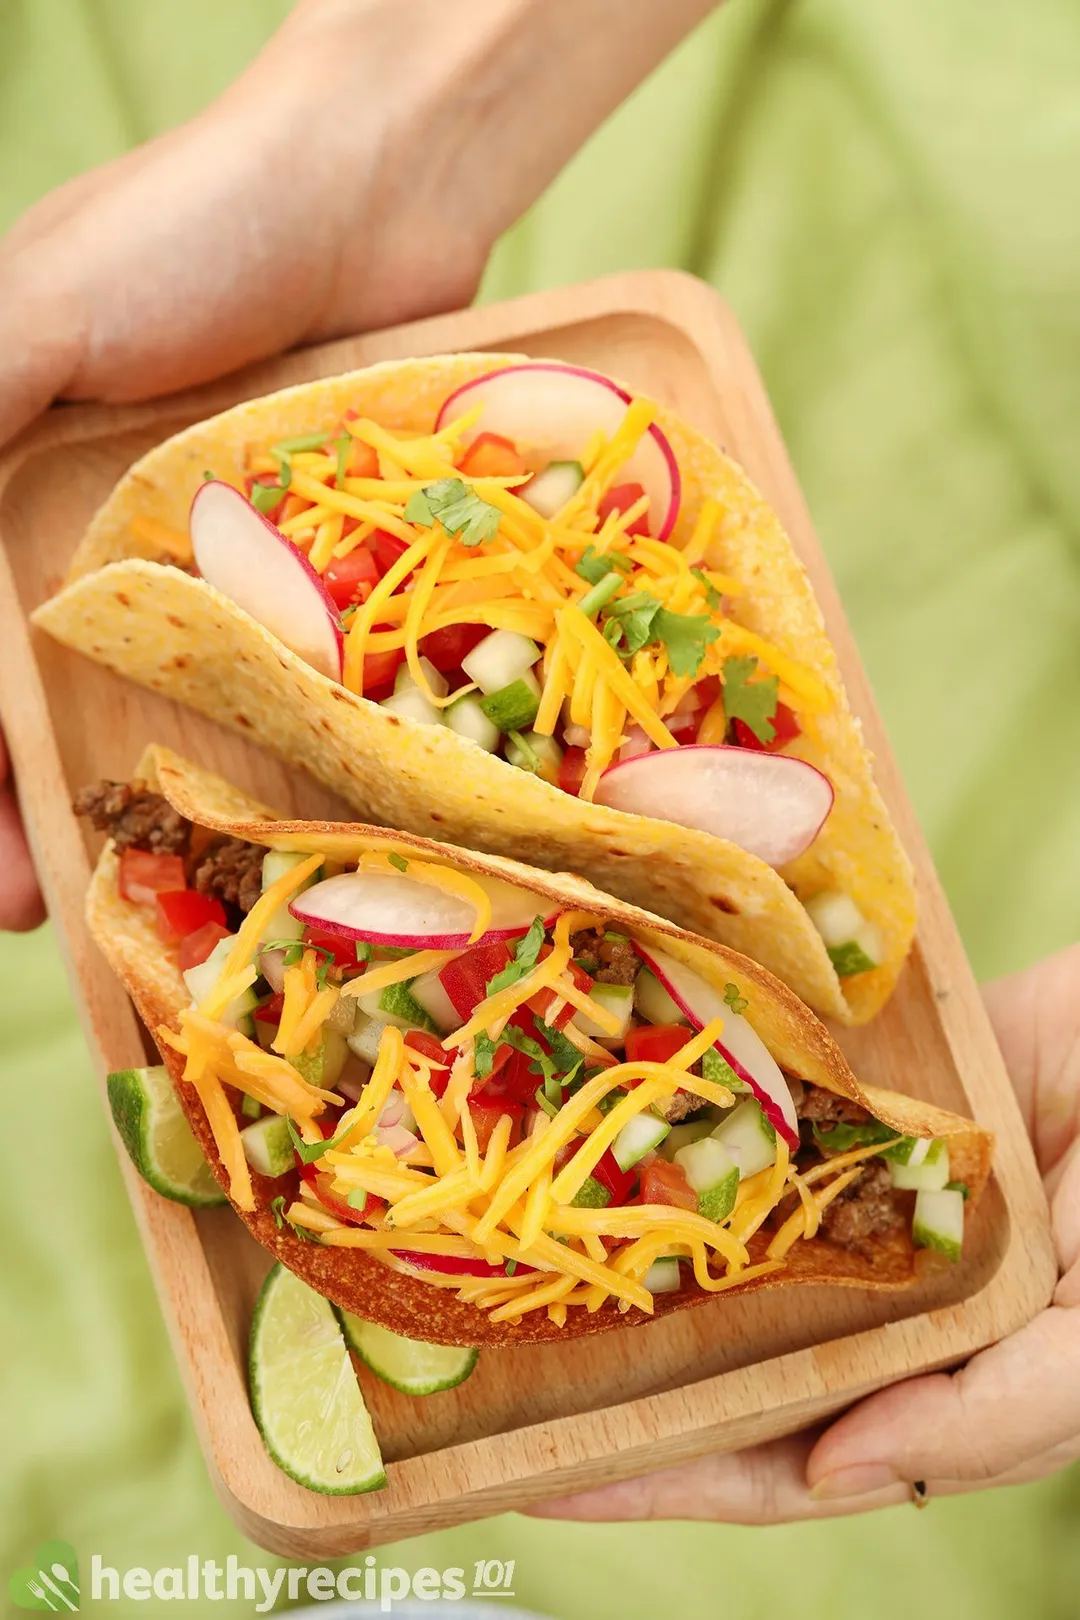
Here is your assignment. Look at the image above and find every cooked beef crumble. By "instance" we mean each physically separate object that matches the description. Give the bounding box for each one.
[191,837,264,915]
[658,1088,707,1124]
[569,927,640,985]
[798,1083,870,1130]
[819,1159,906,1255]
[72,780,190,855]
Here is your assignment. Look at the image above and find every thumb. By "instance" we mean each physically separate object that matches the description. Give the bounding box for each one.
[807,1303,1080,1499]
[0,248,85,447]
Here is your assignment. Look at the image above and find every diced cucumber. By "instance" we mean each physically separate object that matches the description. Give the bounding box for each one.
[240,1093,263,1121]
[291,1030,349,1090]
[394,655,449,699]
[520,460,585,520]
[573,982,634,1041]
[353,979,435,1032]
[711,1099,777,1179]
[462,629,541,695]
[259,850,320,945]
[885,1135,930,1168]
[804,891,882,976]
[890,1139,950,1191]
[698,1171,740,1224]
[409,968,460,1034]
[445,693,501,752]
[570,1175,612,1209]
[674,1136,740,1224]
[379,685,445,729]
[912,1186,964,1262]
[506,728,563,784]
[642,1258,682,1295]
[660,1113,721,1159]
[612,1109,671,1171]
[347,1015,391,1066]
[701,1045,744,1092]
[241,1114,294,1177]
[634,967,685,1026]
[183,935,257,1034]
[478,672,541,733]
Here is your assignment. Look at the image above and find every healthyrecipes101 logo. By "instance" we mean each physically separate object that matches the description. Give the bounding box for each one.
[10,1544,519,1610]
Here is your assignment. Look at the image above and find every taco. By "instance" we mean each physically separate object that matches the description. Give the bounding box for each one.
[38,355,915,1024]
[75,746,988,1346]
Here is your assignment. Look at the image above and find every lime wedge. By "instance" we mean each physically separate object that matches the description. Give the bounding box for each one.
[107,1065,225,1207]
[338,1311,479,1395]
[249,1265,386,1495]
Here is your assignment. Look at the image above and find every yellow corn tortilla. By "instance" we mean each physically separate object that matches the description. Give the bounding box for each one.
[39,353,917,1024]
[84,745,987,1346]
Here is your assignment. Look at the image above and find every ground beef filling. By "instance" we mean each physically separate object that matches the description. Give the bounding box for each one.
[192,838,264,915]
[73,780,190,855]
[569,927,640,985]
[74,779,264,917]
[791,1082,906,1256]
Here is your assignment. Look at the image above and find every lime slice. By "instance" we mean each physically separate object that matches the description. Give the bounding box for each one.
[249,1265,386,1495]
[339,1311,479,1395]
[107,1065,226,1207]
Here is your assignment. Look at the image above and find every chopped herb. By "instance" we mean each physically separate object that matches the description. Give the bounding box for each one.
[946,1180,971,1201]
[505,729,541,772]
[485,916,546,997]
[691,567,722,609]
[605,590,663,656]
[404,478,501,546]
[828,941,877,977]
[723,983,749,1016]
[534,1086,560,1118]
[388,853,409,873]
[355,940,372,963]
[651,607,720,678]
[722,655,778,744]
[499,1023,580,1090]
[577,571,625,619]
[701,1046,742,1090]
[597,1087,629,1116]
[473,1031,498,1079]
[201,469,215,483]
[374,945,419,960]
[270,1195,286,1229]
[334,435,351,489]
[813,1119,898,1155]
[504,1259,518,1276]
[533,1019,585,1077]
[603,931,629,944]
[251,482,287,515]
[347,1187,371,1209]
[575,545,631,586]
[271,431,332,455]
[286,1117,355,1165]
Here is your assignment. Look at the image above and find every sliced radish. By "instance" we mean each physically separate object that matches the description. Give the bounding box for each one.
[390,1250,537,1279]
[377,1122,420,1159]
[593,746,833,867]
[635,944,799,1146]
[618,724,654,763]
[290,868,555,950]
[436,363,681,540]
[189,480,344,682]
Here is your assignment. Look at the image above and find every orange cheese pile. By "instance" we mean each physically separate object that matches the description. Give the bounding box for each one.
[237,400,832,794]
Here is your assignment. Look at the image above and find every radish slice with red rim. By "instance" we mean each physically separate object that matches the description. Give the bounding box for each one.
[593,745,834,868]
[290,868,556,950]
[189,480,344,682]
[635,943,799,1146]
[391,1250,536,1279]
[435,362,681,540]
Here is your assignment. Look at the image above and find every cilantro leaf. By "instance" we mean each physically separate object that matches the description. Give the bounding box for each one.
[286,1117,355,1165]
[812,1119,897,1155]
[473,1032,498,1079]
[652,608,720,678]
[355,940,372,963]
[485,916,546,997]
[504,1258,519,1276]
[691,567,722,610]
[606,590,663,656]
[251,482,287,514]
[722,655,778,743]
[533,1019,585,1077]
[270,1194,286,1228]
[404,478,501,547]
[723,983,749,1016]
[575,545,631,586]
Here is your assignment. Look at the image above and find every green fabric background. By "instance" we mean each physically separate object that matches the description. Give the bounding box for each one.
[2,1,1078,1614]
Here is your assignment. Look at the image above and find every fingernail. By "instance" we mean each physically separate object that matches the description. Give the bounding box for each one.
[810,1463,900,1500]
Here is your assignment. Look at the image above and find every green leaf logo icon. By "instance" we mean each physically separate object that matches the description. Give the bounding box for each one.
[9,1541,80,1610]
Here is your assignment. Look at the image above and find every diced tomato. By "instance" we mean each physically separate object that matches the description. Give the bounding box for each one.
[733,701,801,753]
[593,1147,636,1206]
[360,633,406,696]
[459,432,529,479]
[637,1157,697,1211]
[302,927,360,971]
[253,991,285,1027]
[558,746,588,797]
[438,940,513,1020]
[155,887,227,946]
[419,621,488,672]
[624,1023,693,1069]
[468,1088,524,1152]
[117,849,187,909]
[694,675,722,708]
[597,482,650,537]
[178,920,232,972]
[309,1169,384,1225]
[528,959,593,1030]
[404,1030,452,1097]
[323,544,379,610]
[372,530,412,576]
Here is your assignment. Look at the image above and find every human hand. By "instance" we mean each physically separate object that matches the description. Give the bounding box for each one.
[531,945,1080,1522]
[0,0,718,928]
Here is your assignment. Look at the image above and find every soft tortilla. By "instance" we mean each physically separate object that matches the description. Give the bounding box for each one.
[37,353,916,1025]
[85,746,988,1346]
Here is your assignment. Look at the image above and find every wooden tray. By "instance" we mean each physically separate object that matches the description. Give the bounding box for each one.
[0,271,1055,1557]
